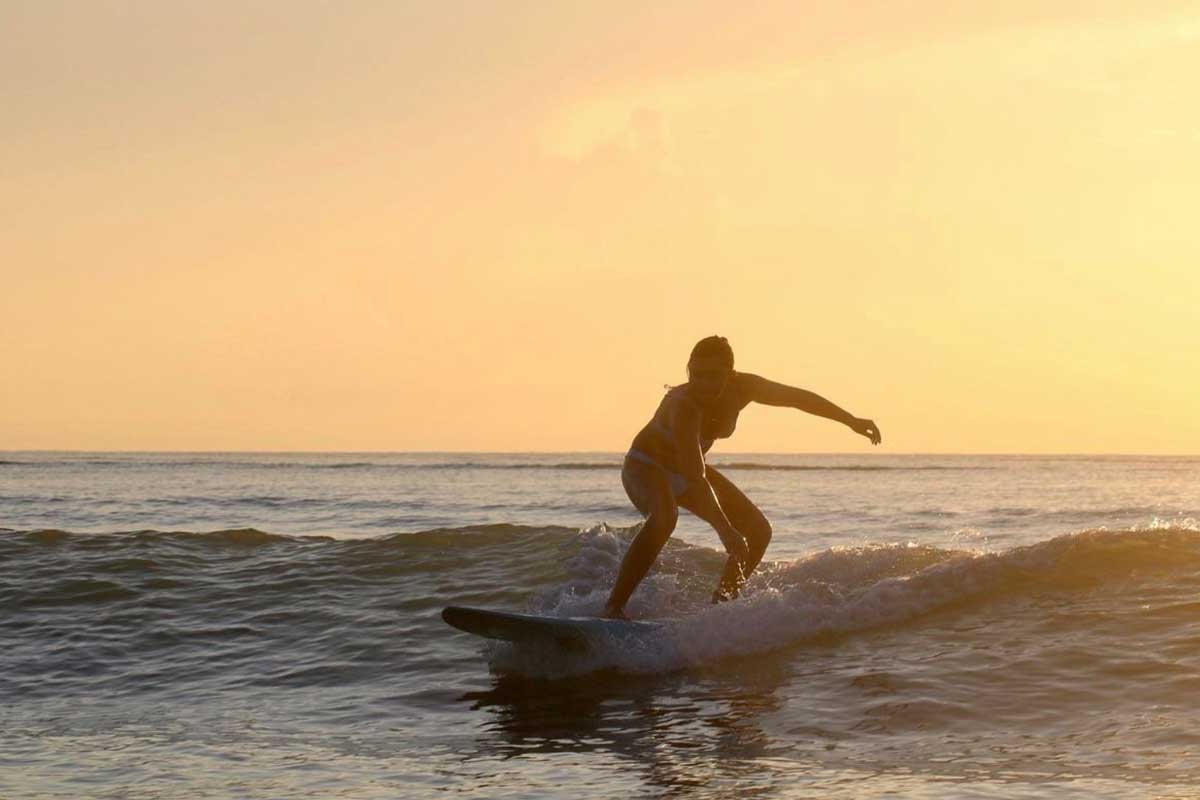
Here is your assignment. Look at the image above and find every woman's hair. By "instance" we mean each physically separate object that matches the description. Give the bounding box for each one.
[666,336,734,391]
[688,335,734,369]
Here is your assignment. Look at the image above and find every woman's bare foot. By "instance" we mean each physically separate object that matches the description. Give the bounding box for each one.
[711,588,737,604]
[603,604,630,620]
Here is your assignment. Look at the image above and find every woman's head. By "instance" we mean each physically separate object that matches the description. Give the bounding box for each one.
[686,335,734,401]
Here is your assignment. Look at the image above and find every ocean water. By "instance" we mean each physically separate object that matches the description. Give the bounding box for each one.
[2,451,1199,799]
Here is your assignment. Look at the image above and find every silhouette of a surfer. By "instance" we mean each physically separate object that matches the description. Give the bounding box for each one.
[605,336,882,619]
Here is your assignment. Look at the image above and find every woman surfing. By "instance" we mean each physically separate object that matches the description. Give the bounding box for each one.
[605,336,882,619]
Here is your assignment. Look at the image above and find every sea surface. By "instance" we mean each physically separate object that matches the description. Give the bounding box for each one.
[2,451,1199,799]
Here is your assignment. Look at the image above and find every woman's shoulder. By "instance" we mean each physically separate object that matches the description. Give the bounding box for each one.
[662,385,703,423]
[730,369,754,388]
[723,370,752,404]
[671,386,697,406]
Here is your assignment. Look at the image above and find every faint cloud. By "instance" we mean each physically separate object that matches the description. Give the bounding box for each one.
[539,99,672,163]
[537,6,1200,162]
[629,106,666,159]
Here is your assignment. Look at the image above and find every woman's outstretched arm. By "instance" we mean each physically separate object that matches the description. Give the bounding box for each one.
[741,372,882,445]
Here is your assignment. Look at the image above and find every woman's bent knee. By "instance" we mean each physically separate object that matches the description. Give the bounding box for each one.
[749,519,772,555]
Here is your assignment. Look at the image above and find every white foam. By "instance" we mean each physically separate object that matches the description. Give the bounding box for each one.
[486,523,1200,678]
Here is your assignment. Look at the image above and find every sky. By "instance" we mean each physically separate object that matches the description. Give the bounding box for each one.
[2,1,1197,453]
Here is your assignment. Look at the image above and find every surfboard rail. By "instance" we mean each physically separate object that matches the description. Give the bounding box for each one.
[441,605,662,651]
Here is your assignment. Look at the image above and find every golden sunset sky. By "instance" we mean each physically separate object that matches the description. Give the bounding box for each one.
[3,2,1197,453]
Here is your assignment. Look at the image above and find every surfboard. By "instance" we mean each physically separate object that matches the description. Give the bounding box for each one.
[441,605,662,651]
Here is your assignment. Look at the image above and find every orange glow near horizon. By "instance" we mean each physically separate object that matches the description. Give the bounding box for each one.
[2,3,1197,453]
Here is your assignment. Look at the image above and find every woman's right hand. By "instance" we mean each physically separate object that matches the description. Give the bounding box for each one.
[719,527,751,564]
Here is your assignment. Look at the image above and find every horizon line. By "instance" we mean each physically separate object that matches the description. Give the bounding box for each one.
[1,449,1197,458]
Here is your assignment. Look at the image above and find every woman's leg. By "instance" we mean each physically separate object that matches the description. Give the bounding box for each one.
[678,465,772,601]
[604,458,679,619]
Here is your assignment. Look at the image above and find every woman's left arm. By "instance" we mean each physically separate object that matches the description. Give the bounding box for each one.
[741,373,882,445]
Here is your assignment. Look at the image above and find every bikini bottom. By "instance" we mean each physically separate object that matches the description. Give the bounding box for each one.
[623,448,690,514]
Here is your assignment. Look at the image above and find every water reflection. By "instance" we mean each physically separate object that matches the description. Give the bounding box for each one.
[461,655,795,796]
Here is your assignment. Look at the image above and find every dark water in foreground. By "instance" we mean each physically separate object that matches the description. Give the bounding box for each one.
[2,452,1199,798]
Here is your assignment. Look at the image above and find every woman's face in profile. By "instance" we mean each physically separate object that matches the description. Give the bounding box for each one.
[687,357,732,402]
